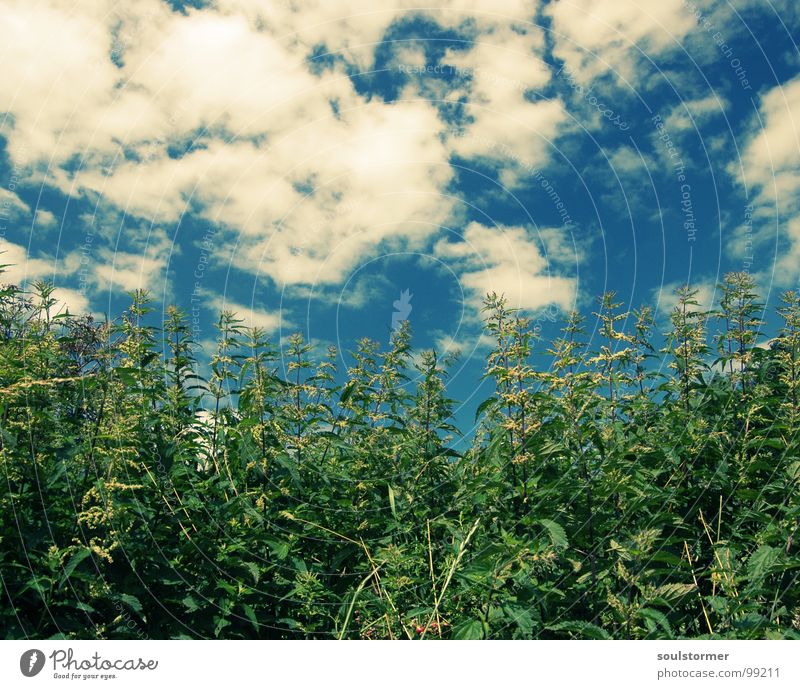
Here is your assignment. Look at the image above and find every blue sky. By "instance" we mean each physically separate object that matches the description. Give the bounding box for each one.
[1,0,799,435]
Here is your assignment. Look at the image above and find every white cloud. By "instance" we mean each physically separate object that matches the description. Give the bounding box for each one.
[93,250,167,294]
[0,0,167,168]
[51,287,90,316]
[1,1,462,290]
[204,292,284,333]
[443,20,566,183]
[736,75,800,214]
[0,238,51,284]
[775,216,800,283]
[435,330,496,356]
[434,221,576,312]
[87,227,173,294]
[663,95,729,132]
[0,238,88,314]
[34,209,57,230]
[546,0,697,85]
[0,188,30,221]
[608,145,652,176]
[122,10,326,140]
[653,279,716,317]
[0,0,584,314]
[730,75,800,287]
[216,0,543,66]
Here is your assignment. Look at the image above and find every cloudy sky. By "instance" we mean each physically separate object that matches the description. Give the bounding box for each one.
[1,0,799,426]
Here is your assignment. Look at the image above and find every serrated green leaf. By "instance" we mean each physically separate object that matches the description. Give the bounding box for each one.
[538,519,568,549]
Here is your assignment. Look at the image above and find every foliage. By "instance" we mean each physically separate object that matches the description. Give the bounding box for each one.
[0,270,798,639]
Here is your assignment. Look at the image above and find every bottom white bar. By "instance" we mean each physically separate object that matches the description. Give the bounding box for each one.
[0,640,796,688]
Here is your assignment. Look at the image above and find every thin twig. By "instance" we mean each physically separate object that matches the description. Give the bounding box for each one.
[683,541,714,635]
[421,519,480,640]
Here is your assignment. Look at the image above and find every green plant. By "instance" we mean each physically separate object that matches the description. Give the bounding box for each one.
[0,268,797,640]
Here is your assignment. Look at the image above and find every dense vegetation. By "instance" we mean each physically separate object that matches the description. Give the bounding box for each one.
[1,267,798,639]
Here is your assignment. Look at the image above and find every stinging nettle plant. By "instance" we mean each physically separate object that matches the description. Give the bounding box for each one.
[0,262,797,641]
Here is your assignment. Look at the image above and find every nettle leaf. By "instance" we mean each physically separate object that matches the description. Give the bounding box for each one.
[652,583,695,603]
[501,605,536,637]
[474,396,498,421]
[243,562,261,585]
[182,595,201,613]
[118,593,143,617]
[59,548,92,587]
[274,453,302,485]
[265,538,290,561]
[214,616,231,638]
[747,545,778,585]
[538,519,568,549]
[547,621,611,640]
[338,381,357,405]
[216,580,237,596]
[638,608,672,637]
[452,619,484,640]
[241,603,259,632]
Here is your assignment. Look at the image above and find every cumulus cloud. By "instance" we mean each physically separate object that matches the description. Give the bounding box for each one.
[434,221,577,313]
[204,292,284,333]
[55,225,174,296]
[34,209,57,230]
[50,287,91,316]
[217,0,543,67]
[0,188,31,222]
[653,278,716,316]
[0,238,89,314]
[729,75,800,287]
[0,0,167,168]
[736,75,800,215]
[435,330,496,356]
[443,19,567,181]
[608,145,652,176]
[662,95,729,132]
[0,238,51,284]
[0,0,584,318]
[1,1,460,291]
[546,0,697,86]
[774,216,800,282]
